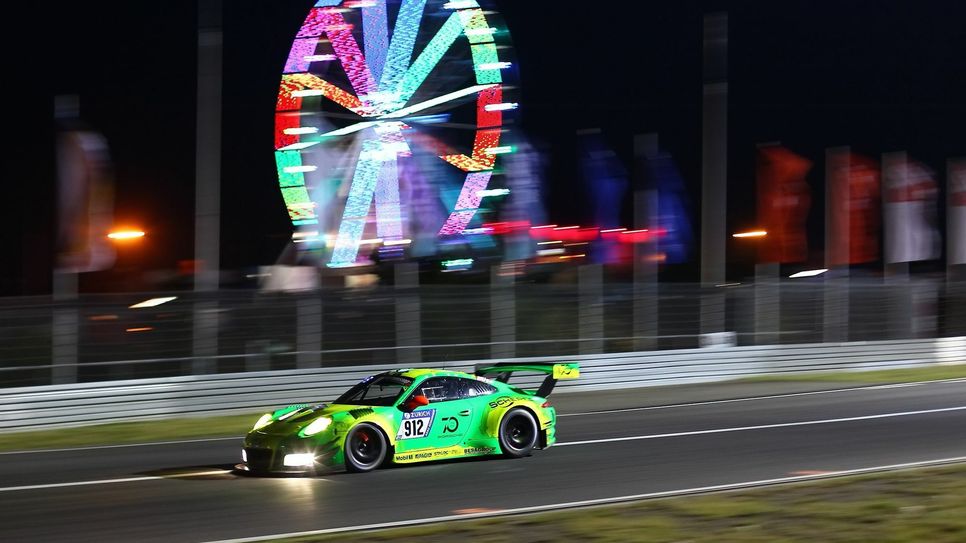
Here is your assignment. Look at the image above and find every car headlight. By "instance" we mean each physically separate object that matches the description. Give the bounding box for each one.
[283,453,316,467]
[252,413,273,431]
[300,416,332,437]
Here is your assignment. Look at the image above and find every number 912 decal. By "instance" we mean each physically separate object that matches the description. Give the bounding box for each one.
[397,410,435,439]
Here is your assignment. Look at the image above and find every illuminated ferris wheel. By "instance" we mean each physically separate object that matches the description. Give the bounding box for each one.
[274,0,518,267]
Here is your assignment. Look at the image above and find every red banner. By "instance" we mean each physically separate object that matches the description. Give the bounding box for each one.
[950,160,966,266]
[757,146,812,263]
[828,151,880,266]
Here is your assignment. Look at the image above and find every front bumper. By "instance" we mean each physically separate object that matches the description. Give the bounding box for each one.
[238,431,342,474]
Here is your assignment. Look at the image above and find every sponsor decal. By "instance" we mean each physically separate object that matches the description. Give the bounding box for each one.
[553,364,580,379]
[442,416,460,433]
[488,396,520,409]
[396,409,435,440]
[392,445,496,463]
[392,445,464,463]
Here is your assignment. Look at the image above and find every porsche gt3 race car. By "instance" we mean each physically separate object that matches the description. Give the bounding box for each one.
[237,362,579,474]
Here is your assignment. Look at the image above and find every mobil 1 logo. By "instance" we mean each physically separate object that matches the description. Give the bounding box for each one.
[397,409,435,439]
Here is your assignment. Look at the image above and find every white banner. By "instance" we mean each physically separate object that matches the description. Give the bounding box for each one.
[56,127,115,273]
[883,153,940,264]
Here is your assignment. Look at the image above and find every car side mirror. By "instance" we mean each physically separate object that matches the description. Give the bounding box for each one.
[401,395,429,412]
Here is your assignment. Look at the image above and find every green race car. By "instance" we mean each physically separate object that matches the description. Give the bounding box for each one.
[238,362,579,474]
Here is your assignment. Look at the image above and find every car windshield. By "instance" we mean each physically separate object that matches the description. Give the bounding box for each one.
[332,374,414,406]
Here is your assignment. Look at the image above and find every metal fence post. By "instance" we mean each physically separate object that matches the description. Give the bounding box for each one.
[911,280,937,338]
[296,292,322,368]
[823,274,849,343]
[191,298,218,375]
[579,264,604,355]
[490,265,515,360]
[824,147,851,343]
[885,262,913,340]
[632,176,659,351]
[191,0,223,377]
[754,263,780,344]
[947,159,966,336]
[948,278,966,337]
[699,13,728,336]
[51,272,78,385]
[395,263,421,364]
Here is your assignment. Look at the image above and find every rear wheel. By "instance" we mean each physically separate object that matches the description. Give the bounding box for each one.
[498,408,538,458]
[344,423,387,473]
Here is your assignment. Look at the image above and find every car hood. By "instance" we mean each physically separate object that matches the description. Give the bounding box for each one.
[254,403,388,436]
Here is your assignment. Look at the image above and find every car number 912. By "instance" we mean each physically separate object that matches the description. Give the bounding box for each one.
[396,409,434,440]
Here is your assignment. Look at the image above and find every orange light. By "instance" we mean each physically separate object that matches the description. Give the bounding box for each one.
[89,315,119,321]
[732,230,767,239]
[108,230,146,240]
[125,327,153,332]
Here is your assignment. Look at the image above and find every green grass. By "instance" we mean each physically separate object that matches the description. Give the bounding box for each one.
[272,463,966,542]
[741,364,966,385]
[0,412,261,452]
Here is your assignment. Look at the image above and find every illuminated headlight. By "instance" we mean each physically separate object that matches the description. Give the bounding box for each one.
[300,417,332,437]
[242,449,248,463]
[252,414,273,431]
[283,453,316,467]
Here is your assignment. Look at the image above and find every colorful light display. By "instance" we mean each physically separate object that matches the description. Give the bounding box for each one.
[275,0,516,267]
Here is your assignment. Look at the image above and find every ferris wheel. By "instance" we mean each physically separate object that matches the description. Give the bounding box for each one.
[274,0,518,267]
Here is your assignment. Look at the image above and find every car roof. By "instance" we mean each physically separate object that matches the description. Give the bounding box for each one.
[391,368,473,380]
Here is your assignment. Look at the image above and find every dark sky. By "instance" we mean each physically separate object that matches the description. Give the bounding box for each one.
[5,1,965,294]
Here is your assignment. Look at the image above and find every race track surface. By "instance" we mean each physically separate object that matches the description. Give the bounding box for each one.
[2,379,965,542]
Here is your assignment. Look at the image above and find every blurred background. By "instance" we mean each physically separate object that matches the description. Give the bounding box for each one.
[2,3,966,542]
[1,0,964,386]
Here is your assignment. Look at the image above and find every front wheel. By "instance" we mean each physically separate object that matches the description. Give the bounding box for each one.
[344,423,387,473]
[498,408,538,458]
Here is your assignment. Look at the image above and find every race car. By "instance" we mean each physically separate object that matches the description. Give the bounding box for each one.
[238,362,579,474]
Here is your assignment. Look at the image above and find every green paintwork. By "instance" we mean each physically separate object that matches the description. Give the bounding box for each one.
[241,365,575,473]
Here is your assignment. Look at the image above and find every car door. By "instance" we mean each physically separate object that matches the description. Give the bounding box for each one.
[395,377,473,453]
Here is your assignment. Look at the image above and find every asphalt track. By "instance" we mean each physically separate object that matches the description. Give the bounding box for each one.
[2,378,966,542]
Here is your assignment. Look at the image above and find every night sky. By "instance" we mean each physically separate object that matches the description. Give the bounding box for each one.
[5,1,965,295]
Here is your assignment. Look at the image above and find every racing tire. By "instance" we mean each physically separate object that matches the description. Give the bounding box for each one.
[344,423,387,473]
[498,408,538,458]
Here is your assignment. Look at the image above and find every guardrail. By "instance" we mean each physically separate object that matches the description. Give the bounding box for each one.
[2,336,963,433]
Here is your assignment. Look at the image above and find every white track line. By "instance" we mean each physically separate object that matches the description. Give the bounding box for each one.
[0,436,241,456]
[4,377,965,456]
[200,456,966,543]
[556,405,966,446]
[0,470,232,493]
[558,377,966,417]
[4,404,964,494]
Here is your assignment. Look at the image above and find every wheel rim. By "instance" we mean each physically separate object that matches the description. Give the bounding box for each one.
[349,427,381,466]
[506,414,535,450]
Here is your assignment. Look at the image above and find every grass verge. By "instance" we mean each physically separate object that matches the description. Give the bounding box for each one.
[741,364,966,385]
[276,463,966,543]
[2,364,963,452]
[0,412,260,452]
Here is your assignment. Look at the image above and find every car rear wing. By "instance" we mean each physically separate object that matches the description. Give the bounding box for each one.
[474,362,580,398]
